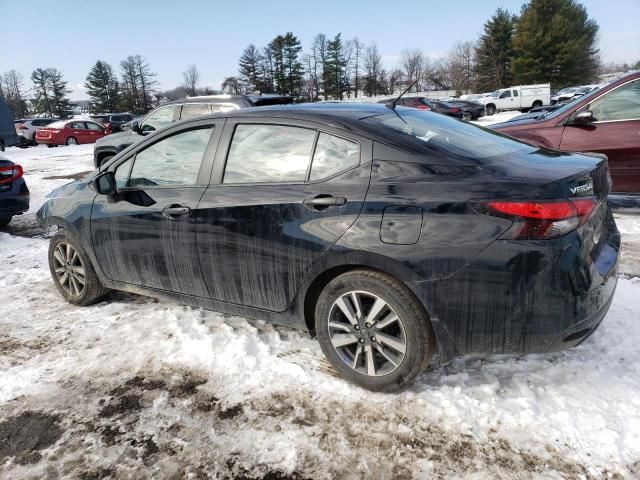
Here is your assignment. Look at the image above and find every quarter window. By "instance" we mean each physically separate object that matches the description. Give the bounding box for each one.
[223,124,316,184]
[589,80,640,122]
[127,127,213,187]
[310,133,359,181]
[141,105,176,133]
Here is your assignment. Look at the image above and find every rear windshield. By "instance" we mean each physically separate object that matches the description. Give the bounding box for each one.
[361,108,536,162]
[47,120,69,129]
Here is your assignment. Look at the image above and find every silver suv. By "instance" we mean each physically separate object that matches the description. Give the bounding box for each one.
[16,118,58,146]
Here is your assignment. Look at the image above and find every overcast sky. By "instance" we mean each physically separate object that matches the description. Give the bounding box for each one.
[4,0,639,100]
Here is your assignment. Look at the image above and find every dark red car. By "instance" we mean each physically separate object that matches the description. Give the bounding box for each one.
[491,71,640,193]
[36,119,108,147]
[379,97,464,118]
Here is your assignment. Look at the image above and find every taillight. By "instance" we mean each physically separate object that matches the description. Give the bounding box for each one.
[17,125,29,130]
[476,198,598,240]
[450,107,460,113]
[417,105,431,111]
[0,164,24,184]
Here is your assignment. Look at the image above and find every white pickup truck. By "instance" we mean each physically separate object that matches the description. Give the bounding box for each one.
[478,84,551,115]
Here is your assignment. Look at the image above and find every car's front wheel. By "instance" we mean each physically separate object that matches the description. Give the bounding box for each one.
[0,216,12,227]
[99,155,114,168]
[485,104,496,115]
[462,111,473,121]
[48,231,109,306]
[315,270,436,392]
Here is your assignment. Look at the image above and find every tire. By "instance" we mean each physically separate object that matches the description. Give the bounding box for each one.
[315,269,436,392]
[0,141,5,152]
[65,136,78,146]
[485,104,496,116]
[99,155,114,168]
[47,144,55,148]
[532,100,543,109]
[0,216,12,227]
[462,111,473,121]
[48,231,109,306]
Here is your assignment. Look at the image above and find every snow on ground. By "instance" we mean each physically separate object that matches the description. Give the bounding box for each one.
[1,145,640,479]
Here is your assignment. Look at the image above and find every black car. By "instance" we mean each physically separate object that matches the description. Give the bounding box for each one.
[0,98,20,151]
[90,113,137,133]
[38,104,619,392]
[445,100,486,120]
[380,97,464,119]
[93,95,294,168]
[0,155,29,226]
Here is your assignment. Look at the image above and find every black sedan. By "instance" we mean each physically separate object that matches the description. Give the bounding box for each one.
[0,155,29,226]
[379,97,464,119]
[37,104,619,392]
[445,99,486,120]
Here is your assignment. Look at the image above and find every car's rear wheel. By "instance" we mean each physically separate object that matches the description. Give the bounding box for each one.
[485,104,496,115]
[532,100,543,109]
[99,155,114,168]
[0,216,12,227]
[462,111,473,121]
[48,231,109,306]
[65,137,78,146]
[315,269,436,392]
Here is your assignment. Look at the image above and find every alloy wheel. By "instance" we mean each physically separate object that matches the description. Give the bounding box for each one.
[327,290,407,376]
[52,242,86,297]
[66,137,77,145]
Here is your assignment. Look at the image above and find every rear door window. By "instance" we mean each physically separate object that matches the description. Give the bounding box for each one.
[86,122,103,131]
[223,124,315,184]
[310,133,359,181]
[180,103,211,120]
[70,122,87,129]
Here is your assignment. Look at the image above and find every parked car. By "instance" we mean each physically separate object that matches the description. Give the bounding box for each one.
[444,99,486,120]
[550,85,598,105]
[0,97,20,151]
[90,113,136,133]
[35,120,108,146]
[491,71,640,193]
[93,94,294,168]
[379,97,464,118]
[15,118,59,147]
[0,155,29,226]
[477,84,551,115]
[38,103,620,392]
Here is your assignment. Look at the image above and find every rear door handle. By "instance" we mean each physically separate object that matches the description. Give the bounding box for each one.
[303,195,347,210]
[162,204,191,219]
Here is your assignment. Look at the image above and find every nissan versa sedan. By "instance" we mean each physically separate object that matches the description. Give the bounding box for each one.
[37,104,620,392]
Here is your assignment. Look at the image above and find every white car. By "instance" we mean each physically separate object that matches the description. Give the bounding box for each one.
[477,84,551,115]
[15,118,58,146]
[550,85,599,105]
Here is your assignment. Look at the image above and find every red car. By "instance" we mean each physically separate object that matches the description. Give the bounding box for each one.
[491,71,640,193]
[35,120,108,147]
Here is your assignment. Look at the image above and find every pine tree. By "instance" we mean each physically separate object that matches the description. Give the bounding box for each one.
[85,61,120,113]
[283,32,304,95]
[474,8,516,92]
[48,69,72,117]
[31,68,52,115]
[269,35,286,94]
[324,34,346,99]
[119,55,157,114]
[238,45,264,93]
[512,0,599,87]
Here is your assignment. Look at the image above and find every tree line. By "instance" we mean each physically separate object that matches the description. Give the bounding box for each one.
[223,0,616,98]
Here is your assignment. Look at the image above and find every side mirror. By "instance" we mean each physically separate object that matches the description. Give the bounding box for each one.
[573,110,594,125]
[92,171,117,195]
[131,121,141,134]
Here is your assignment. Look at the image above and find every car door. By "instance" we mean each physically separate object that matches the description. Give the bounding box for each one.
[69,122,89,143]
[85,121,106,142]
[196,120,372,311]
[91,120,222,295]
[560,78,640,193]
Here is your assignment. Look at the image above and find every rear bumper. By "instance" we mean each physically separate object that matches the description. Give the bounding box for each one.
[0,180,30,217]
[407,207,620,363]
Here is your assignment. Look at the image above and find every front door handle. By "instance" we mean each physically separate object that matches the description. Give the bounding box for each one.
[162,204,191,219]
[303,195,347,210]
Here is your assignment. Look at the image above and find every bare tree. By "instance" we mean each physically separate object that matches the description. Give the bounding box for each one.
[401,49,424,91]
[388,68,403,94]
[2,70,28,117]
[182,64,200,96]
[364,43,383,96]
[307,34,327,100]
[351,37,364,98]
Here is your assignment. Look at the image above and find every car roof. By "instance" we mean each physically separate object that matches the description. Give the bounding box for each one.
[164,95,252,107]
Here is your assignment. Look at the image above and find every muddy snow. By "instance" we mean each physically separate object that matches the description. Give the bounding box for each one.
[1,144,640,479]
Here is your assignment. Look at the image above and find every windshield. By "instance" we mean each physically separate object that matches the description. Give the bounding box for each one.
[361,108,536,163]
[489,90,502,97]
[555,87,576,96]
[543,86,604,119]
